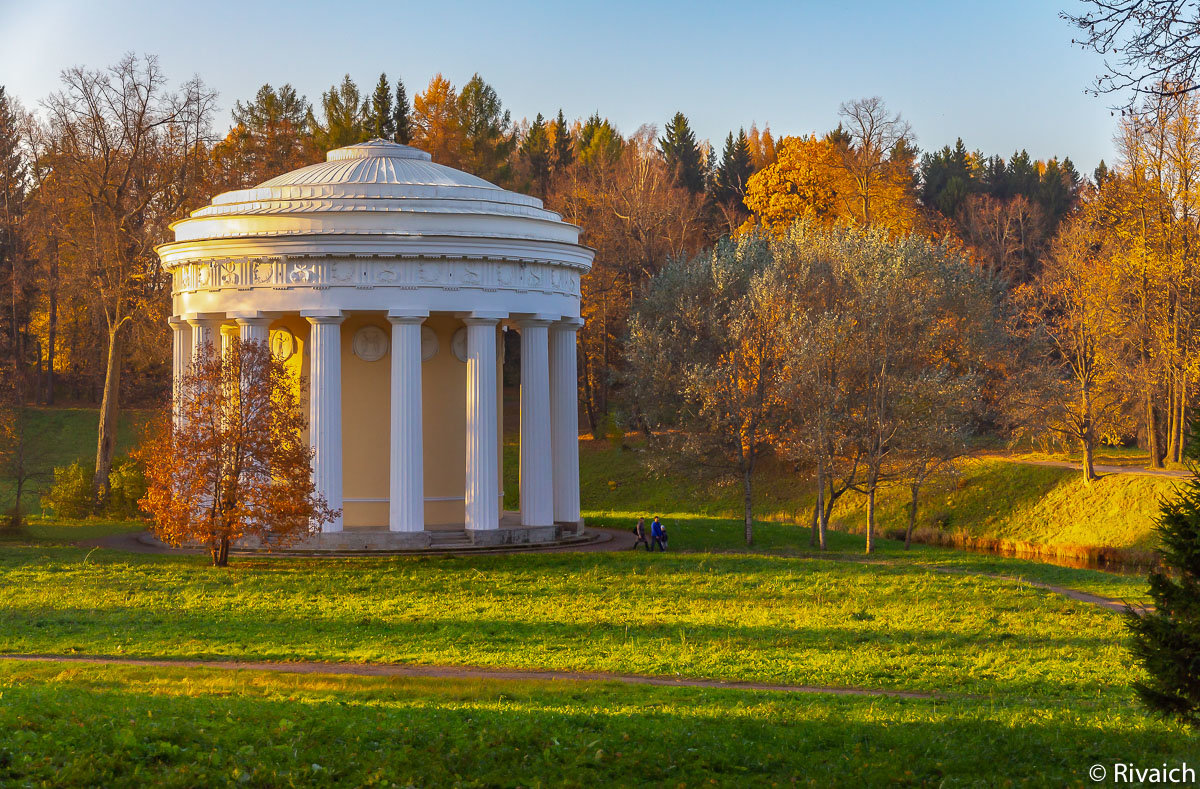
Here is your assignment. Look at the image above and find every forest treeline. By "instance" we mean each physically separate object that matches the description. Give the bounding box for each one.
[0,53,1183,502]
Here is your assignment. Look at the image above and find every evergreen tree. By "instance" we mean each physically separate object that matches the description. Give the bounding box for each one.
[457,73,513,182]
[711,129,753,207]
[520,113,551,193]
[578,113,622,166]
[981,154,1009,198]
[308,75,369,151]
[551,108,573,172]
[1006,149,1040,199]
[659,111,705,194]
[216,83,313,189]
[393,77,411,144]
[824,123,853,147]
[0,85,28,392]
[1094,159,1110,186]
[919,138,975,216]
[368,73,394,140]
[1128,413,1200,726]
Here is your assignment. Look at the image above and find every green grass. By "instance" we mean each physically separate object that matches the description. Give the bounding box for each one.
[0,544,1152,702]
[0,660,1191,788]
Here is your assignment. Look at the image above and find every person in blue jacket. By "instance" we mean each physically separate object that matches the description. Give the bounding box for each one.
[650,516,667,552]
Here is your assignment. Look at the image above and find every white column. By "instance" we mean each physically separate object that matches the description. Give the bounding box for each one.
[465,314,503,531]
[550,318,584,524]
[388,310,428,532]
[187,315,221,365]
[305,312,344,532]
[233,314,272,347]
[169,317,188,428]
[519,316,554,527]
[220,325,236,359]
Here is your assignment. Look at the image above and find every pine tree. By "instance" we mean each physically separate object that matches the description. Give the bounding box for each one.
[1128,413,1200,725]
[711,129,753,207]
[1094,159,1110,186]
[368,73,394,140]
[520,113,551,193]
[551,108,573,172]
[308,75,368,151]
[393,77,411,144]
[0,86,28,393]
[659,112,705,194]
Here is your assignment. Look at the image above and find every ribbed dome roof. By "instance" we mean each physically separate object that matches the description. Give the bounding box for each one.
[172,140,566,243]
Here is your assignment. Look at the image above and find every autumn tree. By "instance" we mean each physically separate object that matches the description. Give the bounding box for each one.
[627,234,784,545]
[1010,213,1130,481]
[412,74,463,167]
[0,86,30,396]
[139,339,337,566]
[42,54,214,504]
[743,134,847,234]
[835,96,921,232]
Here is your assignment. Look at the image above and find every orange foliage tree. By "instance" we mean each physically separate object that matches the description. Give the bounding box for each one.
[138,339,337,566]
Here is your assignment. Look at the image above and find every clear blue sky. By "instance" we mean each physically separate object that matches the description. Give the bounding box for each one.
[0,0,1121,174]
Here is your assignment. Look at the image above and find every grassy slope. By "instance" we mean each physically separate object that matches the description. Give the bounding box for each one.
[0,661,1191,788]
[565,437,1175,550]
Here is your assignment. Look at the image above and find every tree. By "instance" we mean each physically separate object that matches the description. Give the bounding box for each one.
[1063,0,1200,104]
[710,129,754,231]
[367,73,395,140]
[211,83,313,191]
[0,86,29,397]
[550,108,573,173]
[412,74,463,166]
[659,112,705,194]
[1011,214,1130,481]
[519,113,551,195]
[1127,412,1200,725]
[742,135,846,233]
[42,54,214,504]
[457,74,513,182]
[627,234,784,545]
[138,339,337,566]
[836,97,919,230]
[393,77,411,144]
[309,75,368,151]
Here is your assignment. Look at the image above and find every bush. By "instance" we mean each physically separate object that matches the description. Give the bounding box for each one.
[107,458,147,519]
[41,461,92,519]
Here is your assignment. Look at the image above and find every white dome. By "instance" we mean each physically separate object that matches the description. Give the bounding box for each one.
[169,139,572,244]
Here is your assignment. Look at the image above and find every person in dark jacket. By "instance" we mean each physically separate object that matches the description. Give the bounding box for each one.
[650,516,667,552]
[632,517,651,551]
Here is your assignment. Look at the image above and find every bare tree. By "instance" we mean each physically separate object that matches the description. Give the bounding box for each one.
[1063,0,1200,103]
[836,97,913,226]
[41,54,214,504]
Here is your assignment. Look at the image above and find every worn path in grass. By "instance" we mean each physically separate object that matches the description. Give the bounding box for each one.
[981,452,1189,479]
[0,654,942,699]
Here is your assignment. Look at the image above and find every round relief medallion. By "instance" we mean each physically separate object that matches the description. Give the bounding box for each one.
[269,328,296,362]
[421,326,439,361]
[353,325,389,362]
[451,327,468,363]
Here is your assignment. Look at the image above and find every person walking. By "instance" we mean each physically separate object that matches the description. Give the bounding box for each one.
[632,517,651,551]
[650,516,667,552]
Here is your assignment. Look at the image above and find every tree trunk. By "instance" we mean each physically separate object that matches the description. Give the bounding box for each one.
[212,536,230,567]
[865,485,876,555]
[815,464,827,551]
[93,324,123,506]
[1147,397,1163,469]
[742,465,753,546]
[904,482,920,550]
[1082,438,1098,482]
[43,243,57,405]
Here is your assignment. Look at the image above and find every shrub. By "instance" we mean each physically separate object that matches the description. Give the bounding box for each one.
[41,461,92,519]
[107,458,147,519]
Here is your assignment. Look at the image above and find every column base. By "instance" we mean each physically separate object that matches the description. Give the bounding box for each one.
[466,525,557,546]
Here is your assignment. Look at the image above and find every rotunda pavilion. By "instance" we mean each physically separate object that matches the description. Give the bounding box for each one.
[156,140,593,549]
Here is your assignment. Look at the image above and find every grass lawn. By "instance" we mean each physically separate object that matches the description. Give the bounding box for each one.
[0,660,1191,788]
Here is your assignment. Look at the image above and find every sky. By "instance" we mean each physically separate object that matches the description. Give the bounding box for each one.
[0,0,1124,175]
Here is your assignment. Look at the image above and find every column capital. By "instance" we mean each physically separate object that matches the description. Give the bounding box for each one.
[302,309,345,325]
[463,311,506,326]
[168,316,186,328]
[387,309,429,325]
[515,313,556,329]
[553,317,585,331]
[183,312,225,327]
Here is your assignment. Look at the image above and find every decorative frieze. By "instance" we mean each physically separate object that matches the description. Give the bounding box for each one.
[173,257,582,298]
